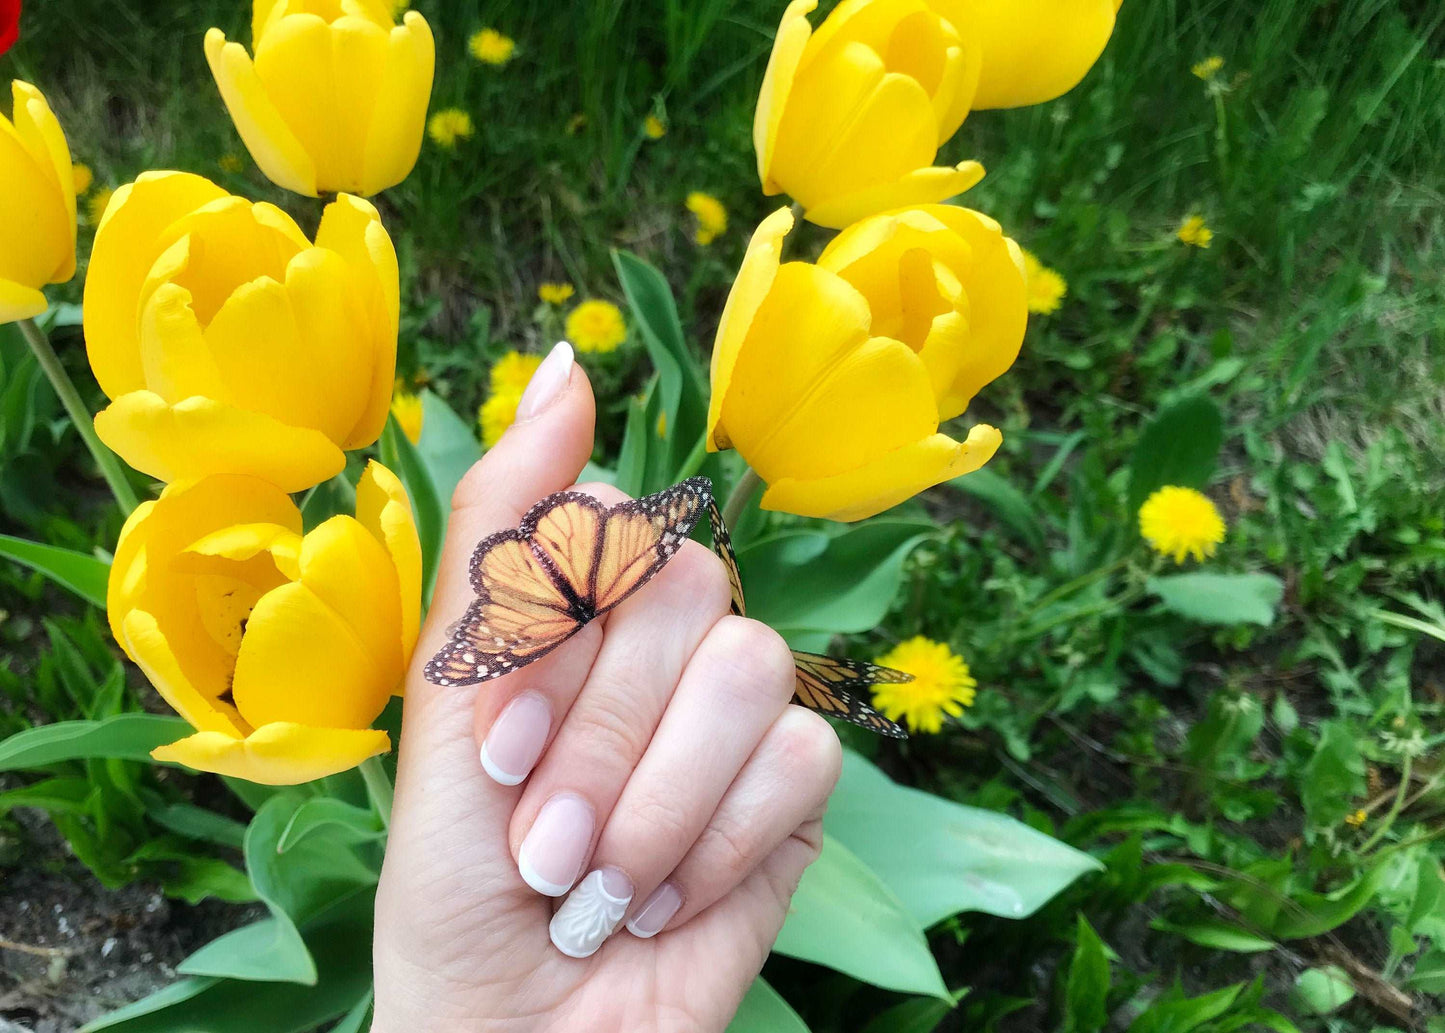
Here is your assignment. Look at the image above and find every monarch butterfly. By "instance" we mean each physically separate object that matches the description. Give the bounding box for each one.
[426,477,711,687]
[705,498,910,738]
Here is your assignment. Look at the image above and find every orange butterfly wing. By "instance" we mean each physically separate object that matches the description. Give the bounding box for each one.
[425,478,710,687]
[704,496,910,738]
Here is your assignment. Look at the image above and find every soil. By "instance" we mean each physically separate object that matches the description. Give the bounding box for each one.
[0,806,255,1033]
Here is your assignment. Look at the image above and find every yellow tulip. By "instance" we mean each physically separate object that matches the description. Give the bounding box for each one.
[109,462,421,785]
[754,0,984,229]
[707,205,1026,521]
[83,172,399,492]
[205,0,435,197]
[0,81,77,323]
[925,0,1122,109]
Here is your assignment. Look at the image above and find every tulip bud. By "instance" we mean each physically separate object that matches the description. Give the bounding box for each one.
[83,172,399,492]
[707,205,1027,521]
[1,80,77,323]
[205,0,435,197]
[109,462,421,785]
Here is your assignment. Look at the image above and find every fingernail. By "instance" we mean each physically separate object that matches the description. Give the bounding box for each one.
[549,866,633,959]
[517,792,593,896]
[480,693,551,786]
[625,882,683,938]
[514,341,574,423]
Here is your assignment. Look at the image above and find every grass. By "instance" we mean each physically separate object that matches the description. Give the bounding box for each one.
[3,0,1444,1029]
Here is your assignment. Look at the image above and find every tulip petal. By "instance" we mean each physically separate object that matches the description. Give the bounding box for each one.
[314,195,399,447]
[205,29,319,197]
[762,423,1002,521]
[9,82,76,283]
[120,610,246,736]
[753,0,816,192]
[707,207,794,450]
[152,723,391,786]
[84,172,230,398]
[356,461,421,668]
[136,282,228,403]
[0,279,48,323]
[231,516,402,730]
[184,522,304,582]
[0,91,72,290]
[805,160,984,229]
[319,16,392,195]
[360,12,434,196]
[95,391,346,492]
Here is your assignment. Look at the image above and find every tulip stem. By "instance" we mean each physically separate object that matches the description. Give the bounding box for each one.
[359,755,394,830]
[721,467,762,532]
[17,317,140,517]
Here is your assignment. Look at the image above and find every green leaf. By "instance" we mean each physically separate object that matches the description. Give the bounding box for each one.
[0,533,110,608]
[1147,572,1283,626]
[725,978,810,1033]
[144,800,248,850]
[0,714,191,770]
[381,415,446,604]
[417,389,482,505]
[1292,966,1356,1015]
[825,752,1102,927]
[1127,983,1243,1033]
[1272,864,1387,940]
[1063,915,1111,1033]
[860,990,968,1033]
[1300,720,1365,828]
[82,891,375,1032]
[1150,918,1276,953]
[277,797,383,852]
[1407,948,1445,994]
[946,468,1044,549]
[739,521,936,640]
[1127,394,1224,513]
[774,835,948,999]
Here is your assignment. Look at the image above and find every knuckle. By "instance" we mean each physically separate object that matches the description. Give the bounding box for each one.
[566,688,653,763]
[695,812,758,879]
[775,708,843,797]
[703,617,797,706]
[663,543,733,617]
[622,787,693,843]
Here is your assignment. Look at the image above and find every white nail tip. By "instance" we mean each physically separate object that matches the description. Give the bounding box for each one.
[518,853,575,897]
[549,870,632,959]
[479,744,525,786]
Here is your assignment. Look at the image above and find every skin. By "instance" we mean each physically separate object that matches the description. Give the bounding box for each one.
[371,357,842,1032]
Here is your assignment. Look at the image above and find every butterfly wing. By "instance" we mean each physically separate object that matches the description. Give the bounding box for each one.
[790,651,910,739]
[706,496,747,618]
[592,477,711,613]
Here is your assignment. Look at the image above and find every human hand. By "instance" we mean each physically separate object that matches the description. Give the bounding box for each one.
[371,343,843,1032]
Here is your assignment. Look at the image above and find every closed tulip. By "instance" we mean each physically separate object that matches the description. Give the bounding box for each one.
[926,0,1122,109]
[109,462,421,785]
[707,205,1026,521]
[205,0,434,197]
[84,172,399,492]
[755,0,984,229]
[1,80,77,323]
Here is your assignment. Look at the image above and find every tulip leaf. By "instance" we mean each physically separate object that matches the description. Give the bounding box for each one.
[81,890,375,1032]
[0,532,110,608]
[1127,393,1224,513]
[726,978,811,1033]
[1147,572,1283,626]
[737,520,936,640]
[277,797,384,852]
[824,752,1103,927]
[0,714,191,770]
[775,834,949,999]
[859,991,968,1033]
[381,415,446,604]
[613,250,708,450]
[418,388,482,503]
[946,468,1045,550]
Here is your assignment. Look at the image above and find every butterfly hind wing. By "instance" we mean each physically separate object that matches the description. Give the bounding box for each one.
[790,651,910,739]
[592,477,711,614]
[706,496,747,618]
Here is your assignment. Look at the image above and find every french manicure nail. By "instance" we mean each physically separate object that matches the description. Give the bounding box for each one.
[625,882,683,938]
[514,341,574,423]
[550,866,633,959]
[480,693,551,786]
[517,792,593,896]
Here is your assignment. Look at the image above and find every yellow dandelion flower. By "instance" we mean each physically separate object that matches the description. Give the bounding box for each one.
[566,113,588,135]
[428,108,474,149]
[1177,214,1214,248]
[872,636,977,735]
[390,388,424,445]
[643,114,666,140]
[469,28,515,66]
[86,186,115,224]
[218,152,245,174]
[71,163,93,195]
[685,191,728,246]
[1139,486,1226,564]
[489,350,543,396]
[538,282,575,305]
[656,411,667,438]
[1344,809,1367,828]
[1022,249,1067,315]
[1192,56,1225,81]
[479,389,523,447]
[565,299,627,354]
